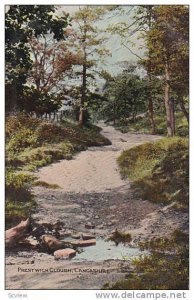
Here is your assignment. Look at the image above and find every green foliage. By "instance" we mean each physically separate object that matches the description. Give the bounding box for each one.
[5,113,41,139]
[118,138,167,180]
[108,5,189,136]
[66,6,109,126]
[176,113,189,137]
[5,170,36,228]
[102,68,147,125]
[145,6,189,136]
[5,114,111,226]
[6,114,111,170]
[5,200,36,230]
[6,170,35,202]
[16,143,74,171]
[20,87,63,114]
[118,137,189,207]
[139,230,188,253]
[146,6,189,78]
[5,5,70,112]
[117,112,189,137]
[104,231,189,290]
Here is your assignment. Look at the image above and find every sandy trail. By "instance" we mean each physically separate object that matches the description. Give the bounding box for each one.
[36,122,161,193]
[6,123,188,289]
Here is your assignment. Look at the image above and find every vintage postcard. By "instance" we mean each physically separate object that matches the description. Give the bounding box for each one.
[4,2,189,296]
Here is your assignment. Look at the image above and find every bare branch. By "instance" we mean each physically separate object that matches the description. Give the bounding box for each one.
[121,43,143,60]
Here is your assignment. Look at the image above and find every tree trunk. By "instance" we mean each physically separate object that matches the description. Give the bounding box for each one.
[170,97,176,135]
[79,22,87,127]
[147,77,156,134]
[164,62,175,137]
[79,61,86,127]
[178,96,189,124]
[147,6,156,135]
[113,100,116,126]
[79,107,84,126]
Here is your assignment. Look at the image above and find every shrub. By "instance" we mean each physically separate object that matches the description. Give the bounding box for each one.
[104,231,189,290]
[117,137,189,207]
[35,123,67,144]
[5,113,40,140]
[5,170,36,228]
[115,111,188,137]
[6,127,38,153]
[5,170,35,203]
[107,229,132,245]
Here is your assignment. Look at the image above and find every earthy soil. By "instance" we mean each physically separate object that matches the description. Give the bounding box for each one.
[5,123,189,289]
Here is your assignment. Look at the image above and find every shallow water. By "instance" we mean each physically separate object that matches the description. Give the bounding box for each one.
[70,238,143,262]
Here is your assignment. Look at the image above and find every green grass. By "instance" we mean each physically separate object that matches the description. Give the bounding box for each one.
[5,113,111,172]
[6,170,35,202]
[6,113,111,171]
[14,142,75,171]
[117,137,189,208]
[104,230,189,290]
[109,113,189,290]
[5,199,36,230]
[5,170,36,228]
[116,111,189,137]
[5,113,111,228]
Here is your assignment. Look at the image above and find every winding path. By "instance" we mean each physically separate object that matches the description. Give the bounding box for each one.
[6,123,188,289]
[36,122,161,193]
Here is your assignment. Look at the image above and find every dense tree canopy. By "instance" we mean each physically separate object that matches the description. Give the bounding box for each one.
[102,68,148,125]
[107,5,189,135]
[5,5,70,112]
[5,5,189,134]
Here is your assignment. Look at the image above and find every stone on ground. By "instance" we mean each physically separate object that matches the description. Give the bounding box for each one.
[71,233,81,239]
[82,233,95,240]
[70,239,96,247]
[54,248,76,260]
[41,234,64,252]
[85,222,95,229]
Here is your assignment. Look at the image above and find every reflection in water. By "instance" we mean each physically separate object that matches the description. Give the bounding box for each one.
[71,238,144,262]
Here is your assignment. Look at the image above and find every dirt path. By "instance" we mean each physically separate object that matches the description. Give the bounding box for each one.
[36,122,162,193]
[5,123,188,289]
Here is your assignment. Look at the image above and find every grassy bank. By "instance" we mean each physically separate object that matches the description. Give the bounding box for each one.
[115,111,189,137]
[104,230,189,290]
[111,124,189,290]
[6,114,110,171]
[117,137,189,209]
[5,113,111,228]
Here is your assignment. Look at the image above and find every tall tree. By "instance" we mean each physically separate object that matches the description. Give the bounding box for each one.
[65,6,109,126]
[139,6,156,134]
[107,5,157,134]
[107,5,189,136]
[5,5,70,112]
[146,5,189,136]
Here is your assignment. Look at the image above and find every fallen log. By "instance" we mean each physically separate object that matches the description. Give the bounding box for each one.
[5,218,30,248]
